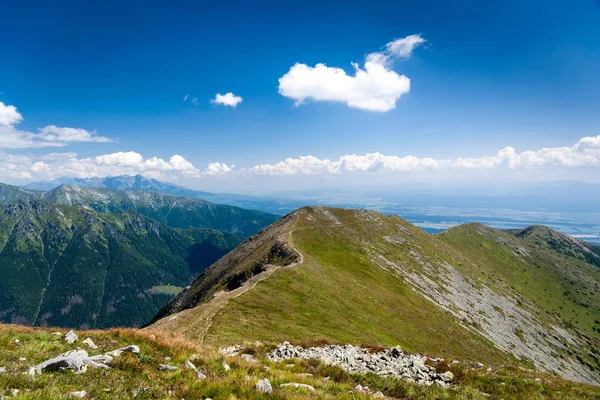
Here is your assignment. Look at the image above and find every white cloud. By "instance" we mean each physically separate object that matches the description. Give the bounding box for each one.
[240,135,600,175]
[183,94,189,102]
[192,97,199,105]
[211,92,243,108]
[278,34,424,112]
[2,135,600,185]
[0,102,23,127]
[0,101,113,148]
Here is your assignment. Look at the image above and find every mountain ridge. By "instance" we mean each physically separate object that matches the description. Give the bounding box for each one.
[150,206,600,385]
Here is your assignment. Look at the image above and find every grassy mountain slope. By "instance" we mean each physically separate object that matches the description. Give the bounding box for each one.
[2,324,599,400]
[0,201,238,329]
[151,207,600,386]
[506,225,600,269]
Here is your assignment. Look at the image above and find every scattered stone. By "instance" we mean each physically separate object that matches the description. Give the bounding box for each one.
[158,364,179,372]
[280,383,316,391]
[297,373,313,377]
[440,371,454,382]
[18,357,26,361]
[27,367,35,377]
[82,338,98,349]
[35,349,110,374]
[269,343,453,387]
[165,356,171,361]
[14,339,20,344]
[11,389,19,396]
[105,345,140,357]
[241,354,257,363]
[473,362,484,368]
[219,345,244,357]
[372,391,386,399]
[254,378,273,394]
[185,360,198,371]
[64,331,78,344]
[196,370,207,380]
[0,367,6,374]
[52,332,62,336]
[222,361,231,372]
[70,390,87,398]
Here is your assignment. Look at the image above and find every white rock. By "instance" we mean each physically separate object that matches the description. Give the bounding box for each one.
[222,361,231,372]
[64,331,78,344]
[52,332,62,336]
[18,357,26,361]
[70,390,87,398]
[280,383,315,391]
[105,345,140,357]
[158,364,179,372]
[0,367,6,374]
[82,338,98,349]
[27,367,35,377]
[254,378,272,394]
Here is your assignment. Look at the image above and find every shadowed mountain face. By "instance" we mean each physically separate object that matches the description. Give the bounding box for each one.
[0,182,279,237]
[0,201,241,329]
[150,206,600,386]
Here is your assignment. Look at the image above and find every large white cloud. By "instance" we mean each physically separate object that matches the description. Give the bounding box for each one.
[0,101,113,148]
[211,92,243,108]
[278,34,424,112]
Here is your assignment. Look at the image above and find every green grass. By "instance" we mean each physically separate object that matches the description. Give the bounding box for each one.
[1,324,598,399]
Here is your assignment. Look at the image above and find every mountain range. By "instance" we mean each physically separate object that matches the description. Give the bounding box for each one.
[150,206,600,386]
[0,181,279,328]
[1,182,278,237]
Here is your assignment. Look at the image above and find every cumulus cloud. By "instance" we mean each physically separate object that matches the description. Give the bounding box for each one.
[211,92,243,108]
[278,34,424,112]
[0,150,203,183]
[0,101,113,148]
[2,135,600,184]
[241,135,600,175]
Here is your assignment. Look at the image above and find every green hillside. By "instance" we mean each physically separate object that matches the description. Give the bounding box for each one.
[506,225,600,269]
[151,207,600,386]
[0,201,239,329]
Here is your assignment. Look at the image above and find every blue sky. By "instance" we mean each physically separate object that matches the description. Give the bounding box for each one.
[1,0,599,192]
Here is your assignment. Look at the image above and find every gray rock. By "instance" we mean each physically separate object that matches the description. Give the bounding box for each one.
[196,370,207,380]
[280,383,315,391]
[82,338,98,349]
[440,371,454,382]
[64,330,78,344]
[158,364,179,372]
[88,354,114,364]
[185,360,198,371]
[105,345,140,357]
[222,361,231,372]
[35,350,110,374]
[254,378,272,394]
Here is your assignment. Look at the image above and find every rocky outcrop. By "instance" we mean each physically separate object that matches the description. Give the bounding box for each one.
[269,342,454,387]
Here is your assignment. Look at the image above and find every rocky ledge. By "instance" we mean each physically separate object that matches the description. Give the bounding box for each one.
[268,342,454,387]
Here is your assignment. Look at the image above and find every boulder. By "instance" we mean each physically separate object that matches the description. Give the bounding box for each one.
[82,338,98,349]
[35,350,110,374]
[64,331,78,344]
[105,345,140,357]
[254,378,272,394]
